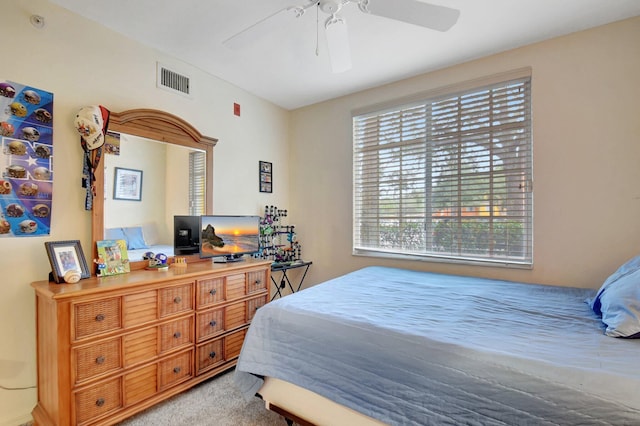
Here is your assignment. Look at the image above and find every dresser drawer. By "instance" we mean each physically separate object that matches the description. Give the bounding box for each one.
[196,339,224,374]
[74,338,122,383]
[225,300,247,331]
[124,364,157,407]
[247,294,268,322]
[195,330,247,375]
[123,327,157,367]
[123,290,157,328]
[159,316,194,353]
[74,298,122,340]
[196,276,225,308]
[159,350,193,390]
[74,377,122,425]
[225,328,247,360]
[196,307,225,342]
[225,273,246,300]
[247,268,268,294]
[159,283,194,318]
[225,294,269,331]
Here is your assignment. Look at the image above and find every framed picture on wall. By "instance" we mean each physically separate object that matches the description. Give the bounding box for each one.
[259,161,272,193]
[113,167,143,201]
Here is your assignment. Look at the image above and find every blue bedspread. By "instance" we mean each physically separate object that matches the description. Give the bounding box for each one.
[235,266,640,425]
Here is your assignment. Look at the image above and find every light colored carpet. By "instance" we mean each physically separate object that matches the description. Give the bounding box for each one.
[117,370,286,426]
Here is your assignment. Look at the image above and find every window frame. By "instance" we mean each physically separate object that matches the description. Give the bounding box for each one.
[352,69,533,268]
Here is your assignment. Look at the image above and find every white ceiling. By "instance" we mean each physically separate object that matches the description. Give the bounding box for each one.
[48,0,640,110]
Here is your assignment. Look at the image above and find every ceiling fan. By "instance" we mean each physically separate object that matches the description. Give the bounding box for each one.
[223,0,460,74]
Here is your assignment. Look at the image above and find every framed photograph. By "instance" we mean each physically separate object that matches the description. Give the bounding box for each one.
[96,239,130,276]
[260,161,272,173]
[259,161,272,193]
[113,167,143,201]
[44,240,90,283]
[260,182,272,193]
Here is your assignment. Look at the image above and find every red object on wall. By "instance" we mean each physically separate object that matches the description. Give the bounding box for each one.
[234,103,240,116]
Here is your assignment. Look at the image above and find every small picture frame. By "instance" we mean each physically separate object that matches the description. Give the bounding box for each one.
[96,239,130,276]
[44,240,90,284]
[259,161,272,193]
[113,167,143,201]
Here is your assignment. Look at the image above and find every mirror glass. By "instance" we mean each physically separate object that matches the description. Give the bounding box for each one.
[103,134,205,261]
[91,109,216,271]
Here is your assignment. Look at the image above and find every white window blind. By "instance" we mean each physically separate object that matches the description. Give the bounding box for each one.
[189,151,206,216]
[353,75,532,266]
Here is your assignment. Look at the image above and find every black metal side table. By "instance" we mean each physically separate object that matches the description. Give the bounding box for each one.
[270,261,312,300]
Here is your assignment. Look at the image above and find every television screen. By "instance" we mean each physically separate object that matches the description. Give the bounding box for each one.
[174,215,201,255]
[199,215,261,262]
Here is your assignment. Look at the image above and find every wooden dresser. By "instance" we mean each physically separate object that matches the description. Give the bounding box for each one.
[31,258,271,426]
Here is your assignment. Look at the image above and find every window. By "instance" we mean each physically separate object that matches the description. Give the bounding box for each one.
[189,151,206,216]
[353,72,532,267]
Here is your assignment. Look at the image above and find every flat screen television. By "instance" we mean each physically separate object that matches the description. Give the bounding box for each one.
[199,215,261,262]
[173,215,200,255]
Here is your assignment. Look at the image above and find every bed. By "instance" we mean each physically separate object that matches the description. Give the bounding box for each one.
[234,264,640,425]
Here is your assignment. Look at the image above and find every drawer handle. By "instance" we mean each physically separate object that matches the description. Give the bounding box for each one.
[209,288,217,295]
[173,331,181,339]
[254,279,261,285]
[96,356,105,365]
[96,398,105,407]
[173,296,182,304]
[209,351,216,359]
[173,366,181,374]
[95,314,105,322]
[209,320,217,327]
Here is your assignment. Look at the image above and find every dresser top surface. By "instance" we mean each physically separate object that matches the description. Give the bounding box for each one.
[32,258,271,299]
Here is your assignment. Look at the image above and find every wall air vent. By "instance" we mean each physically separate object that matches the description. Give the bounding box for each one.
[156,63,192,98]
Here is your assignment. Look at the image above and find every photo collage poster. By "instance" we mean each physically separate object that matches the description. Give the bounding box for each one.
[0,80,53,237]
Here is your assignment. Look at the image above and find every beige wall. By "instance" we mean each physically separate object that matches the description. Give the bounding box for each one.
[290,16,640,288]
[0,1,290,424]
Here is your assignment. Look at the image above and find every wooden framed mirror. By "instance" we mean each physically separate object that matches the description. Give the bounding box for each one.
[91,108,217,271]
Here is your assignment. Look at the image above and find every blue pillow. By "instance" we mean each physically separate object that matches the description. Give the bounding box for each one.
[122,226,149,250]
[589,256,640,338]
[105,227,127,242]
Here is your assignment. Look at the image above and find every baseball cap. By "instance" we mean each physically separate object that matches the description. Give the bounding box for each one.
[75,105,110,150]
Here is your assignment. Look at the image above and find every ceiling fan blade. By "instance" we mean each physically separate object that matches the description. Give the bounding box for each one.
[325,17,352,73]
[223,7,298,50]
[363,0,460,32]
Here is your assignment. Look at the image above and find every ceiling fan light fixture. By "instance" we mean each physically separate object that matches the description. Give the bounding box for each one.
[319,0,343,15]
